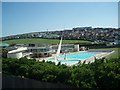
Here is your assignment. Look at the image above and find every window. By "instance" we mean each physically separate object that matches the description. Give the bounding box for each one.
[44,53,47,55]
[29,44,35,47]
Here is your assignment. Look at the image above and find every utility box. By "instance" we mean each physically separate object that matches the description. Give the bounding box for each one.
[74,44,79,52]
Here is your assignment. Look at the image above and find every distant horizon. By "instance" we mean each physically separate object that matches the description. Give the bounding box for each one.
[2,26,119,37]
[2,2,118,37]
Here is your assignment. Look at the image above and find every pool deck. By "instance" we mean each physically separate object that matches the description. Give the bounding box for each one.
[83,52,107,63]
[35,50,114,65]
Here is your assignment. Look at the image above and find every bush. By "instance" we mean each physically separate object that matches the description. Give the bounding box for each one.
[2,57,120,88]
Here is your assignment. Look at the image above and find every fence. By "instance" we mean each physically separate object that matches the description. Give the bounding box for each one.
[2,74,75,88]
[81,44,120,49]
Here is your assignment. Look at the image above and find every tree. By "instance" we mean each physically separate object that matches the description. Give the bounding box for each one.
[2,48,8,58]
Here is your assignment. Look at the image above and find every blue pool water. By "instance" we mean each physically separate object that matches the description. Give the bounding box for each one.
[46,52,101,65]
[53,46,73,49]
[58,52,100,60]
[0,43,9,47]
[62,46,73,49]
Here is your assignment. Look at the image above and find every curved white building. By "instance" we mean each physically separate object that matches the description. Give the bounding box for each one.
[7,52,23,59]
[7,44,52,59]
[7,47,27,59]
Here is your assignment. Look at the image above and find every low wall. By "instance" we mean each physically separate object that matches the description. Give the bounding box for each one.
[2,74,74,88]
[81,44,120,49]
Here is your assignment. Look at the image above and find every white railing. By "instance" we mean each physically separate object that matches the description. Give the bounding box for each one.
[99,50,115,59]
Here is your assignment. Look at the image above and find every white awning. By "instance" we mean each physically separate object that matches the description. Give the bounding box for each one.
[8,47,27,54]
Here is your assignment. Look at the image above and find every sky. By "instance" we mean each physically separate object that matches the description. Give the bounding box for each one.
[2,2,118,37]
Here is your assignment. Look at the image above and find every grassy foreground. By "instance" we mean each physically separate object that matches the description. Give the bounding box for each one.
[3,38,92,45]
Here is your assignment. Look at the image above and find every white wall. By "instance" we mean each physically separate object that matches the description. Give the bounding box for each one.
[74,44,79,52]
[7,52,23,59]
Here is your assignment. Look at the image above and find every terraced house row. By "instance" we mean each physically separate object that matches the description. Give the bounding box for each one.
[1,27,120,45]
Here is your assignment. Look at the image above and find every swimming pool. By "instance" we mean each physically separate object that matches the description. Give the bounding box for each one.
[0,43,9,47]
[53,46,73,50]
[58,52,100,60]
[45,52,101,65]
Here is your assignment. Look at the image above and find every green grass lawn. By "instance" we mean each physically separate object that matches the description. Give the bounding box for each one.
[90,48,120,58]
[3,38,92,45]
[3,38,119,59]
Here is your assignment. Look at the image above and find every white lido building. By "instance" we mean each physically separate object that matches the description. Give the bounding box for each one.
[7,47,28,59]
[7,44,52,59]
